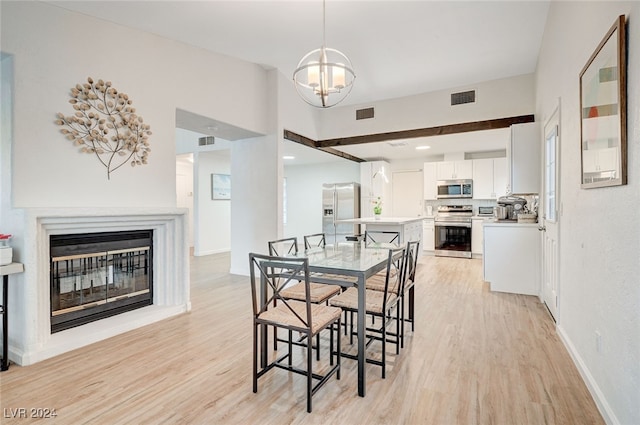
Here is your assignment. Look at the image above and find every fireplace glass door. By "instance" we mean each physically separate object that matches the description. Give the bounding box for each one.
[50,231,153,332]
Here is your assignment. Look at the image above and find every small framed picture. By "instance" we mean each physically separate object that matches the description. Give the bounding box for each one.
[211,173,231,200]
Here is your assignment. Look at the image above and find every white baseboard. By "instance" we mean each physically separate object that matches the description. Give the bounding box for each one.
[557,325,618,425]
[194,248,230,256]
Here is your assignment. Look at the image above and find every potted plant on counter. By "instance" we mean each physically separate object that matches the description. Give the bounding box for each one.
[373,197,382,219]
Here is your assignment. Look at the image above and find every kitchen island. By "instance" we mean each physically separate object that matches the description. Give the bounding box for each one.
[337,217,424,245]
[483,221,541,296]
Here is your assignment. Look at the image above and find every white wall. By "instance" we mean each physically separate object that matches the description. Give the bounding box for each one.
[176,156,194,246]
[1,2,282,360]
[229,70,321,274]
[316,73,535,139]
[536,2,639,424]
[0,54,13,227]
[1,1,268,209]
[176,128,233,256]
[194,151,231,255]
[284,161,360,240]
[230,135,279,275]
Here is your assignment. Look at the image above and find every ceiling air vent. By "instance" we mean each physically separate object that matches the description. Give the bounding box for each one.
[356,107,375,120]
[451,90,476,106]
[198,136,215,146]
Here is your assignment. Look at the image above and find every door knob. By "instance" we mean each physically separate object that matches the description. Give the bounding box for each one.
[538,226,546,232]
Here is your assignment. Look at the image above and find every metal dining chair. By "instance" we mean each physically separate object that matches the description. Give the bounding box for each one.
[268,237,341,358]
[329,246,406,378]
[364,230,400,246]
[303,233,326,250]
[267,237,299,257]
[365,240,419,349]
[249,253,341,413]
[400,240,420,347]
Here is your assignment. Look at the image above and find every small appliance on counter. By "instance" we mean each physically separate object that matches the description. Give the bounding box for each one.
[497,196,527,221]
[477,206,495,217]
[517,213,538,223]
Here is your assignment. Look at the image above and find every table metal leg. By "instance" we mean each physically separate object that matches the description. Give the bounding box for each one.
[1,275,8,371]
[357,273,366,397]
[259,273,267,368]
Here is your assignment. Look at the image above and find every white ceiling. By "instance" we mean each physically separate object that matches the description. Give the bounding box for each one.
[47,0,550,164]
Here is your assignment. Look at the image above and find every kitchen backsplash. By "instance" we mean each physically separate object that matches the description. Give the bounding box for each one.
[423,194,539,217]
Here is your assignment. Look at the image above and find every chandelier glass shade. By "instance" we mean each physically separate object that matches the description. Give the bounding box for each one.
[292,1,355,108]
[293,47,355,108]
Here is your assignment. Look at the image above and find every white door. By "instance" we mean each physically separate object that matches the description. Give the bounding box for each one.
[392,171,423,217]
[541,106,560,320]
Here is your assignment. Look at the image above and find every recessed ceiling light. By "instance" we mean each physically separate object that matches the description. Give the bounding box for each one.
[416,145,431,150]
[283,155,295,160]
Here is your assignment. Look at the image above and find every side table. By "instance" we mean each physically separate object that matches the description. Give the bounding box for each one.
[0,262,24,371]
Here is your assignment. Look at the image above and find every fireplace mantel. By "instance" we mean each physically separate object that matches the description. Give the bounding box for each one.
[9,208,190,366]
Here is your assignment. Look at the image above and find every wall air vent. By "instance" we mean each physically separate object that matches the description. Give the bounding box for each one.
[198,136,215,146]
[451,90,476,106]
[356,107,375,120]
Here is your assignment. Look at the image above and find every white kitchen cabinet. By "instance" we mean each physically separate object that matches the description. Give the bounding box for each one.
[471,218,484,255]
[472,157,508,199]
[436,160,472,180]
[582,147,618,173]
[405,220,424,246]
[493,157,508,198]
[472,159,493,199]
[508,122,540,194]
[422,218,435,252]
[423,162,437,200]
[483,222,541,295]
[360,161,391,215]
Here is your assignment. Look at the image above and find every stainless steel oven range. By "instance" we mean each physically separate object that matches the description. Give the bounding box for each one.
[434,205,472,258]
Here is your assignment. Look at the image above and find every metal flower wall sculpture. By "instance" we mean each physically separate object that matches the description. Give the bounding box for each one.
[55,77,151,179]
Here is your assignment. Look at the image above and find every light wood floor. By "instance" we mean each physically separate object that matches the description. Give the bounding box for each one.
[0,253,603,424]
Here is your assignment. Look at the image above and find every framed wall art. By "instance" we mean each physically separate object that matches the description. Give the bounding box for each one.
[211,173,231,200]
[579,15,627,189]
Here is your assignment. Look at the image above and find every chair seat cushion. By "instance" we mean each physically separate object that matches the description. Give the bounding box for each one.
[329,287,397,315]
[258,300,342,334]
[309,273,359,285]
[281,282,341,303]
[365,274,400,294]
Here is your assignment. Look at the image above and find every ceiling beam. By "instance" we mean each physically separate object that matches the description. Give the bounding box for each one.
[283,130,366,163]
[317,114,535,148]
[284,114,534,162]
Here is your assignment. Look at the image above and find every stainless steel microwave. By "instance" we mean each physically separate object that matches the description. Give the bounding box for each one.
[436,179,473,199]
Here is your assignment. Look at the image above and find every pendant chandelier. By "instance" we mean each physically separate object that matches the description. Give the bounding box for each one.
[293,0,356,108]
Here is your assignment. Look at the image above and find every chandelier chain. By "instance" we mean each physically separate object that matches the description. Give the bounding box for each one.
[322,0,326,48]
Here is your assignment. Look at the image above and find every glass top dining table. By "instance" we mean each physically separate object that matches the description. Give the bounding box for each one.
[303,241,396,278]
[300,241,399,397]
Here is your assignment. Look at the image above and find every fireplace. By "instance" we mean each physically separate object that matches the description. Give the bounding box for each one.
[50,230,153,333]
[9,208,189,366]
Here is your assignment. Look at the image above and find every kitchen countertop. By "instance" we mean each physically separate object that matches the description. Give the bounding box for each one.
[483,220,540,228]
[337,217,425,225]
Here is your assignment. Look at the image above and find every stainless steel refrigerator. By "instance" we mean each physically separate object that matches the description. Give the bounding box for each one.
[322,183,360,245]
